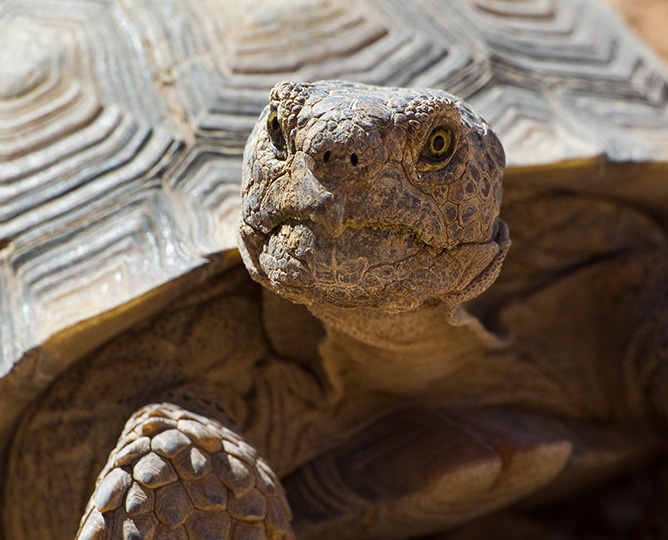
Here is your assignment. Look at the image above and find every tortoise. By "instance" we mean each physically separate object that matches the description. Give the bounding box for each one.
[2,0,668,539]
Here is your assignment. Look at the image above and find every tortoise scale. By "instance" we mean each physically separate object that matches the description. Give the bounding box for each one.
[2,0,668,539]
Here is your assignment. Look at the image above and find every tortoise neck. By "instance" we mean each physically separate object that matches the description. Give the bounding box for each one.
[306,301,459,350]
[307,302,505,395]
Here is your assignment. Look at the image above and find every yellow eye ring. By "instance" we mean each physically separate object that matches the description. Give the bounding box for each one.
[266,109,286,156]
[267,110,280,132]
[422,127,453,161]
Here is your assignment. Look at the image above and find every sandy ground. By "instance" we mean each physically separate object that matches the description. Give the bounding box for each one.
[605,0,668,62]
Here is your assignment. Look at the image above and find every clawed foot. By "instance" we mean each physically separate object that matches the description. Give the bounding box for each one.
[76,403,294,540]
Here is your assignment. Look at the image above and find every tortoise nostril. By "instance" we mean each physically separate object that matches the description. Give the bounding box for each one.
[323,151,331,164]
[350,153,358,166]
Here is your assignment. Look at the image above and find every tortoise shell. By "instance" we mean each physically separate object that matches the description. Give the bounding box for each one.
[1,0,667,450]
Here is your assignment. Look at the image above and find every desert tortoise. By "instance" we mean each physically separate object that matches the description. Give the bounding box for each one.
[2,0,668,539]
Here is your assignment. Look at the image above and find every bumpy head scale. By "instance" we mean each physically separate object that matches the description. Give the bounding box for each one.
[239,80,508,312]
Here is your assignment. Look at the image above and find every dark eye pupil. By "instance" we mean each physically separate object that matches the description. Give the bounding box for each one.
[268,112,287,158]
[432,135,445,152]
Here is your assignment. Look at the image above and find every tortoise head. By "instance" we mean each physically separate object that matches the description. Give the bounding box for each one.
[238,80,509,312]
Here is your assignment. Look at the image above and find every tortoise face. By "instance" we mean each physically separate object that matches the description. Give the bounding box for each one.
[238,80,508,311]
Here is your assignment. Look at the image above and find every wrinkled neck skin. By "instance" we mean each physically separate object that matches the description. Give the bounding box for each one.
[307,300,505,396]
[308,300,486,349]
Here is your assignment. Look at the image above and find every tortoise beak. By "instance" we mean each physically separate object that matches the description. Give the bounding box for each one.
[248,151,347,239]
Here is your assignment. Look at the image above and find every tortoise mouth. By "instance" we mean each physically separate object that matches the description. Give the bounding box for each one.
[263,216,435,248]
[239,216,509,311]
[255,219,427,306]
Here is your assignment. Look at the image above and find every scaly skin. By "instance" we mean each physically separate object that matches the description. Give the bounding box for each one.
[238,81,509,314]
[6,81,668,540]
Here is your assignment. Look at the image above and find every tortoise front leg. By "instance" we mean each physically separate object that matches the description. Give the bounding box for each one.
[76,403,294,540]
[282,405,577,540]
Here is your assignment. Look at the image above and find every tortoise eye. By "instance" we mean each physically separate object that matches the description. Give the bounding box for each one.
[422,127,453,161]
[267,110,287,156]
